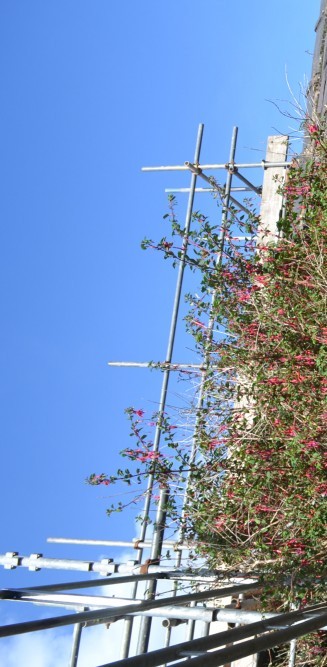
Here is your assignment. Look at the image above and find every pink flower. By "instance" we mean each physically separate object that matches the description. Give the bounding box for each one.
[294,352,315,366]
[318,327,327,343]
[237,290,251,302]
[133,409,145,417]
[252,275,270,287]
[91,474,110,486]
[302,440,320,449]
[267,377,284,385]
[289,373,307,384]
[284,427,297,437]
[315,483,327,496]
[255,504,275,512]
[134,450,161,463]
[307,124,319,134]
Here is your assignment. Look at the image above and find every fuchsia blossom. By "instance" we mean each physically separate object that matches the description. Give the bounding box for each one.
[126,448,161,463]
[266,377,284,385]
[315,483,327,496]
[237,290,251,302]
[255,504,276,513]
[137,452,160,462]
[252,275,270,287]
[294,352,315,366]
[192,319,206,328]
[284,426,297,437]
[91,474,110,486]
[285,184,311,196]
[307,124,319,134]
[318,327,327,343]
[302,440,320,449]
[133,409,145,417]
[289,372,307,384]
[207,437,228,450]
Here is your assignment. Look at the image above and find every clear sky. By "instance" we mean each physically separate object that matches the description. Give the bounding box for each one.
[0,0,320,664]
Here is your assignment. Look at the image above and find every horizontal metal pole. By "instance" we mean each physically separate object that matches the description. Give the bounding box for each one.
[8,568,258,596]
[175,609,327,667]
[10,590,322,632]
[165,187,253,193]
[108,362,203,370]
[4,591,215,623]
[0,583,261,638]
[1,553,201,579]
[98,607,327,667]
[14,572,176,593]
[47,537,190,550]
[0,553,145,576]
[141,161,292,172]
[2,553,218,578]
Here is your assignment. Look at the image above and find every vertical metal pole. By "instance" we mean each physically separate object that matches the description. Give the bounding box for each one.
[162,127,238,654]
[190,126,238,454]
[288,638,297,667]
[185,600,196,643]
[288,603,298,667]
[173,125,238,554]
[135,124,204,656]
[69,623,83,667]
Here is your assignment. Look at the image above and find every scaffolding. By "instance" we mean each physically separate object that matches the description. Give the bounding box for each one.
[1,124,325,667]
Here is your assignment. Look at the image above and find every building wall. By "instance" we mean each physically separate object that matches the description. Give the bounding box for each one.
[308,0,327,116]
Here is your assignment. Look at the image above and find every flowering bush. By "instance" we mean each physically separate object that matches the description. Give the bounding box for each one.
[181,136,327,594]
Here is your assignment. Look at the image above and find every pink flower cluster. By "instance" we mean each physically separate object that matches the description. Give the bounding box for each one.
[125,448,161,463]
[285,184,310,197]
[91,474,110,486]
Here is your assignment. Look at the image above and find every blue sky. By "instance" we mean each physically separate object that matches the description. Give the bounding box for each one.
[0,0,320,662]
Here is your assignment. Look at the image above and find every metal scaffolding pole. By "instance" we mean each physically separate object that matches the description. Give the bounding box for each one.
[230,167,262,195]
[107,362,203,370]
[162,126,239,651]
[179,126,239,531]
[0,553,189,577]
[1,554,254,586]
[69,623,83,667]
[165,187,254,193]
[141,161,292,172]
[7,591,299,627]
[47,537,191,550]
[96,607,327,667]
[0,582,261,638]
[134,123,204,657]
[185,160,251,214]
